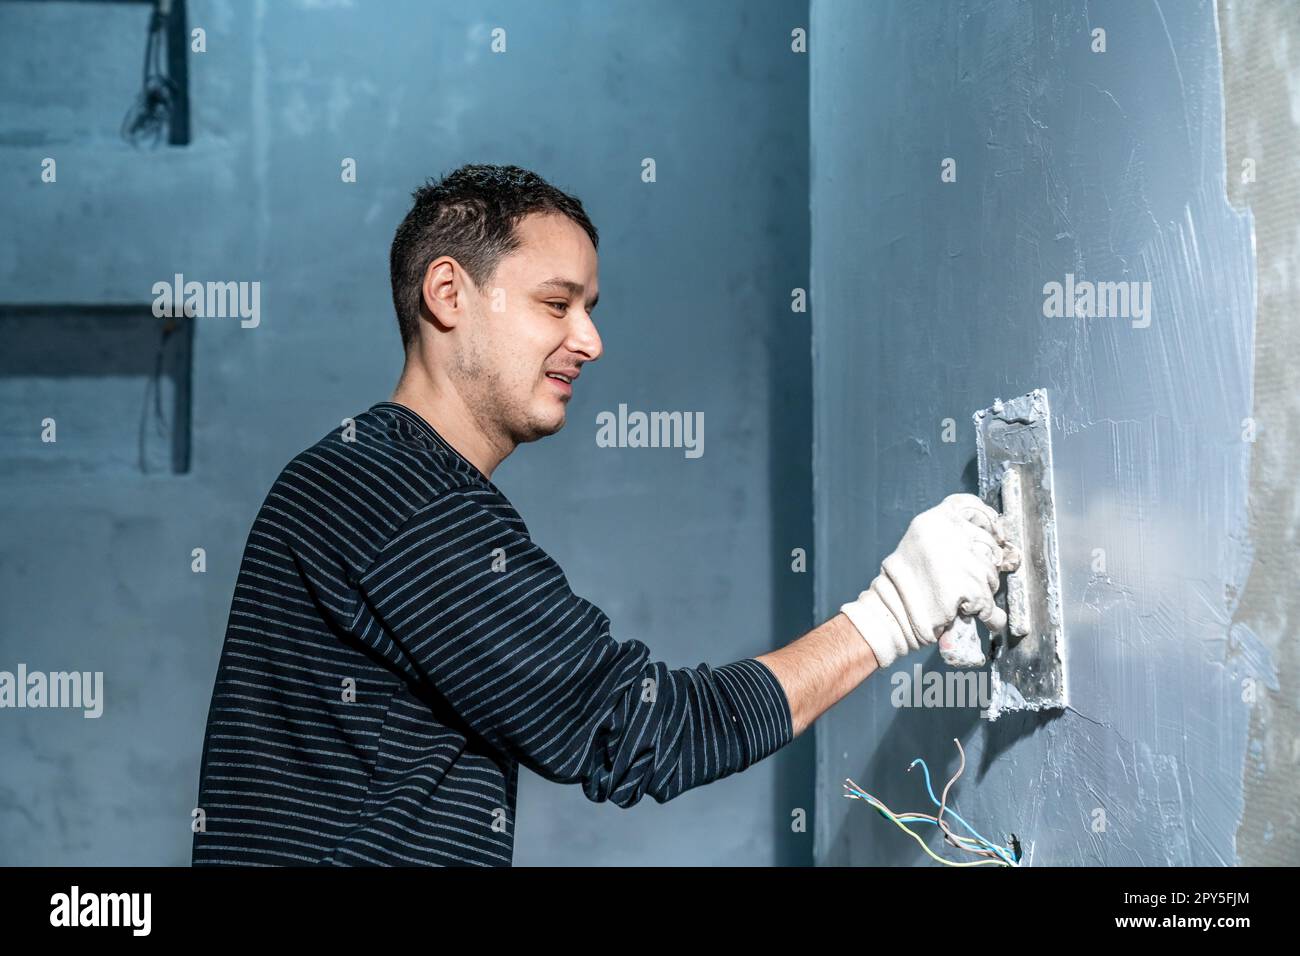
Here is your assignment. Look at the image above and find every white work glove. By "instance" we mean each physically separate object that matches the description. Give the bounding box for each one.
[840,494,1020,669]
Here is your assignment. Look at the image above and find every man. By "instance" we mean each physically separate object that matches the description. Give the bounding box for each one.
[191,163,1014,866]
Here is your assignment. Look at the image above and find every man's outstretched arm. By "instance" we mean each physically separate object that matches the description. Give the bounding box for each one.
[757,612,878,738]
[760,493,1018,738]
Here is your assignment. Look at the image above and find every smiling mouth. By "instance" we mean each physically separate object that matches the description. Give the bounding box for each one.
[545,373,573,397]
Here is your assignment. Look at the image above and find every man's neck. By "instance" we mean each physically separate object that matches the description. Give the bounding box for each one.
[390,361,511,480]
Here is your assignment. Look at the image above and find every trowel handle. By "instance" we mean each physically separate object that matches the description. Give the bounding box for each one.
[998,467,1031,639]
[939,465,1031,669]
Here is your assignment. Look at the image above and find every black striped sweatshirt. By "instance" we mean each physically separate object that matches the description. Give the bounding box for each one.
[191,402,793,866]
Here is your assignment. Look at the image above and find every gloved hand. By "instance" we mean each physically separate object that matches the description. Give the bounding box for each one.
[840,494,1020,669]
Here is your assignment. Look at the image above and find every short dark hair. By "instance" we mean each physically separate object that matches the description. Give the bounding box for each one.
[389,164,599,350]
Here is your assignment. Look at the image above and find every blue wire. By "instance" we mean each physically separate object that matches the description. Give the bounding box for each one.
[908,758,1016,864]
[843,782,1015,865]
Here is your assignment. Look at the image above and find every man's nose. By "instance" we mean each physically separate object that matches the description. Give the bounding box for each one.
[569,310,602,362]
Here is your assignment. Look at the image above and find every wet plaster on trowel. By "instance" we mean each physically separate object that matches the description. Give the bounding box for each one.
[974,390,1068,722]
[811,0,1271,865]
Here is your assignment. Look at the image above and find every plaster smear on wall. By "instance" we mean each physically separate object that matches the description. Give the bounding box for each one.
[812,0,1270,865]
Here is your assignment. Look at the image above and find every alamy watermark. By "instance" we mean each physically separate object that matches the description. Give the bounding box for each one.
[152,273,261,328]
[891,662,992,710]
[596,403,703,459]
[1042,273,1151,328]
[50,886,150,936]
[0,664,103,718]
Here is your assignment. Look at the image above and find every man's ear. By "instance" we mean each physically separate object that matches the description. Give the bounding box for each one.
[421,258,461,330]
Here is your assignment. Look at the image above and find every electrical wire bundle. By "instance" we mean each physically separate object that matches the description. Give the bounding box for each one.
[121,3,178,148]
[843,737,1020,867]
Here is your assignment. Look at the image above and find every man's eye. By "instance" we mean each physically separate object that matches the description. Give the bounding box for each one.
[547,301,568,314]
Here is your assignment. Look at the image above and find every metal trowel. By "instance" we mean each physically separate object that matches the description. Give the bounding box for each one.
[937,389,1067,721]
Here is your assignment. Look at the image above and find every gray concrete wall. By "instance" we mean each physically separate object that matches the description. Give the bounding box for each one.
[811,0,1279,865]
[1219,0,1300,867]
[0,0,812,866]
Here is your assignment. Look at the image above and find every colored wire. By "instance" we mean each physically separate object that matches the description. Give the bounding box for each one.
[842,737,1019,866]
[843,780,1002,858]
[842,784,1006,867]
[911,744,1015,862]
[844,786,1013,866]
[843,780,1005,859]
[934,738,970,853]
[907,741,1016,864]
[842,780,1009,867]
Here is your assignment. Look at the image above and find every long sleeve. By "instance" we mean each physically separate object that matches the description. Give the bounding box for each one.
[352,484,793,807]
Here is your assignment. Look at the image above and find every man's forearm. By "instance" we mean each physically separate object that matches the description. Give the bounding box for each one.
[755,612,879,738]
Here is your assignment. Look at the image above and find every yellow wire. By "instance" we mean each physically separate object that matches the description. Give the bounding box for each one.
[843,787,1012,867]
[844,776,1016,865]
[847,789,992,851]
[861,797,1007,867]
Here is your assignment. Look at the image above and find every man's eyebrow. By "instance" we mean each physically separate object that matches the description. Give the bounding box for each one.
[537,277,598,310]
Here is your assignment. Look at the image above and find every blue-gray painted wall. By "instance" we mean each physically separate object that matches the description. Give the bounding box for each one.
[0,0,812,865]
[811,0,1267,865]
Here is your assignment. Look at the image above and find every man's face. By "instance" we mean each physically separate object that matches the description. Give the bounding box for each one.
[454,211,602,446]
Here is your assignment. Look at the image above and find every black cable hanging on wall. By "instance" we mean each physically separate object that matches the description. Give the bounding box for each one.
[121,0,180,148]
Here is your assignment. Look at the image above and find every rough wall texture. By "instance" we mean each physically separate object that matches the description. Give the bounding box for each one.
[0,0,812,865]
[811,0,1274,865]
[1219,0,1300,867]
